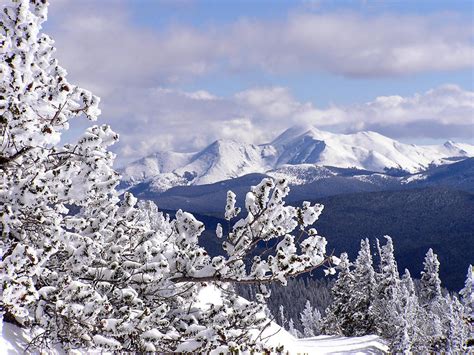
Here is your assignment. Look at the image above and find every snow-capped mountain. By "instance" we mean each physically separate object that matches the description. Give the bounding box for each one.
[120,125,474,192]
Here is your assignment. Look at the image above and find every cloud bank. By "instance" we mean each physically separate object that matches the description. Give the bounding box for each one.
[87,84,473,165]
[47,1,474,90]
[43,1,473,165]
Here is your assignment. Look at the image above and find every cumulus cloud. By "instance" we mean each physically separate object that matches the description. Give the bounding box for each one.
[41,1,473,165]
[74,84,472,166]
[46,1,474,92]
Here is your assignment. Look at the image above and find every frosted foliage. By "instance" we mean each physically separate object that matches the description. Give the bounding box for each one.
[460,265,473,317]
[1,0,117,329]
[218,178,328,286]
[0,3,334,351]
[300,300,322,337]
[460,265,473,347]
[419,248,442,305]
[322,238,469,353]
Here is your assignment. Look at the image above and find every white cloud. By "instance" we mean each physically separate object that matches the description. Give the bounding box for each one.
[41,1,473,165]
[77,84,472,165]
[46,2,474,93]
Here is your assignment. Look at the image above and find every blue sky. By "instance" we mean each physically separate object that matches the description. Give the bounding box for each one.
[42,0,474,164]
[126,0,474,103]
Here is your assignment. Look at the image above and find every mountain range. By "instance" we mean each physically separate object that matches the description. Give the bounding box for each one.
[120,125,474,192]
[119,126,474,291]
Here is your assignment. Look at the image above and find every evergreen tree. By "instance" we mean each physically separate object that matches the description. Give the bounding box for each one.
[351,238,377,336]
[460,265,474,347]
[391,270,427,353]
[445,295,468,353]
[419,248,443,306]
[419,249,447,352]
[376,236,400,301]
[0,1,339,352]
[373,236,401,340]
[278,304,287,330]
[288,318,301,338]
[300,300,315,337]
[402,270,431,352]
[321,253,355,336]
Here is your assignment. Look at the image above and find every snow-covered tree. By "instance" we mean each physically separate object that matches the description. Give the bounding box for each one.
[372,236,401,339]
[351,238,377,336]
[0,2,338,352]
[418,249,446,351]
[445,295,468,353]
[288,318,301,338]
[460,264,474,348]
[419,248,443,306]
[278,304,288,329]
[321,253,355,336]
[375,236,400,301]
[300,300,321,337]
[322,238,468,353]
[461,265,474,316]
[1,0,113,329]
[391,270,426,353]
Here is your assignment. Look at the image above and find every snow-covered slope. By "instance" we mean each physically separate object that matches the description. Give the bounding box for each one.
[174,139,271,185]
[1,285,388,354]
[0,313,388,355]
[198,286,389,354]
[120,125,474,191]
[271,126,471,173]
[121,151,193,184]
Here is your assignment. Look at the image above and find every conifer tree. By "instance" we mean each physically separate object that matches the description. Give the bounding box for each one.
[288,318,301,338]
[419,249,443,306]
[351,238,377,336]
[0,1,338,352]
[445,295,468,353]
[391,270,427,353]
[419,249,446,352]
[278,304,287,329]
[460,265,473,347]
[300,300,321,337]
[376,236,400,301]
[321,253,355,336]
[373,236,401,339]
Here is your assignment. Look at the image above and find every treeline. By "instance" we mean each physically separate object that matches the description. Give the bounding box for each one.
[239,237,474,353]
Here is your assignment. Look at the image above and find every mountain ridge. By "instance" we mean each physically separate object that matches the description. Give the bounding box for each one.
[120,125,474,192]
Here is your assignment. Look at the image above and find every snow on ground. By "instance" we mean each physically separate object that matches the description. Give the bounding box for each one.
[1,319,388,354]
[201,286,389,354]
[0,319,31,355]
[1,286,388,354]
[258,317,388,354]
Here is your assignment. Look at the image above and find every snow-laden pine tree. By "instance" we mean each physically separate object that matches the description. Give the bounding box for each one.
[351,238,377,336]
[299,300,322,337]
[0,1,338,352]
[375,236,400,301]
[288,318,301,338]
[372,236,401,340]
[419,248,443,306]
[321,253,355,336]
[278,304,288,330]
[419,248,445,351]
[445,294,468,353]
[460,265,474,347]
[391,270,426,353]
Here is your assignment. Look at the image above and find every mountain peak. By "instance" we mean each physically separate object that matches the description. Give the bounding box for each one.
[271,124,324,147]
[122,126,474,189]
